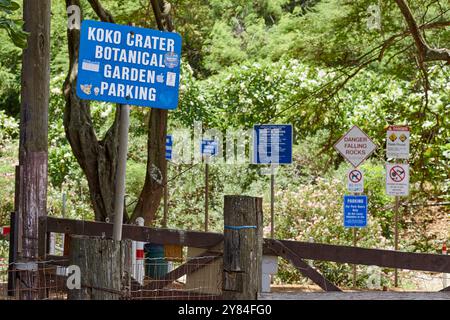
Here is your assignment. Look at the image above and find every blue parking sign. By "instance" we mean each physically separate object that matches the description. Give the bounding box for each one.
[77,20,182,109]
[253,124,293,164]
[201,139,218,157]
[343,195,368,228]
[166,135,173,160]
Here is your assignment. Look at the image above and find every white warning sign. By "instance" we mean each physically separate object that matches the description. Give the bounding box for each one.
[386,163,409,196]
[386,125,410,159]
[347,168,364,193]
[334,125,377,168]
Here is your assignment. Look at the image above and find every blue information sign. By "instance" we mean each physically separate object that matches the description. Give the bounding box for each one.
[253,124,293,164]
[343,195,368,228]
[77,20,182,109]
[166,135,173,160]
[201,139,218,157]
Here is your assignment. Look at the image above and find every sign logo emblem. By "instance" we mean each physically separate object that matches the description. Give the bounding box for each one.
[389,133,397,142]
[164,52,179,68]
[349,169,362,183]
[399,134,407,142]
[389,165,405,182]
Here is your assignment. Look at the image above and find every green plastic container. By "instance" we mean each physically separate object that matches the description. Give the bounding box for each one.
[144,243,168,279]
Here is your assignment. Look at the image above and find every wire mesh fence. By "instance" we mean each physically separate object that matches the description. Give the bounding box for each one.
[0,259,70,300]
[0,254,223,300]
[129,255,222,300]
[2,258,449,299]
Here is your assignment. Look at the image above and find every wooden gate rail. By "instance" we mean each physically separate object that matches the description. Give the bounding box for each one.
[38,216,223,260]
[264,239,450,274]
[267,240,341,292]
[38,217,450,293]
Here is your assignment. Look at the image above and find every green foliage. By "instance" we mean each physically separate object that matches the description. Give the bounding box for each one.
[0,0,27,48]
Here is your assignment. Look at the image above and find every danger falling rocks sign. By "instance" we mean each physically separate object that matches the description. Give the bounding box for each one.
[334,125,377,168]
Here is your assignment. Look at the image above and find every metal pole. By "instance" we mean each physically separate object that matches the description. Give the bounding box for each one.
[270,167,275,239]
[394,195,400,287]
[62,193,67,218]
[61,192,66,254]
[205,162,209,232]
[353,228,357,288]
[162,159,168,228]
[112,104,130,241]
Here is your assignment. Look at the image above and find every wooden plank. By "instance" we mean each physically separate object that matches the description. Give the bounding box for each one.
[265,239,450,273]
[267,240,341,292]
[43,217,223,248]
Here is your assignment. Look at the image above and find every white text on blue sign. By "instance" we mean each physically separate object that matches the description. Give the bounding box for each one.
[77,20,182,109]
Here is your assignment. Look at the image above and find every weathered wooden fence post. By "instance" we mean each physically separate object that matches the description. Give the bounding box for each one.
[68,236,131,300]
[222,195,263,300]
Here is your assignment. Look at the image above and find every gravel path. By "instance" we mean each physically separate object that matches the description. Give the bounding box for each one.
[259,291,450,300]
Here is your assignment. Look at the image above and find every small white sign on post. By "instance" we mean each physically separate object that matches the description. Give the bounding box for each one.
[334,125,377,168]
[386,163,409,196]
[347,168,364,193]
[386,125,410,159]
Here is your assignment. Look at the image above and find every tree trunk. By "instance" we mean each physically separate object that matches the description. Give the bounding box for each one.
[131,0,173,225]
[63,0,122,222]
[63,0,175,225]
[131,109,167,225]
[17,0,51,300]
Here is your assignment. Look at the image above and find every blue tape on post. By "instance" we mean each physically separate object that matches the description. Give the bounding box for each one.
[224,225,257,230]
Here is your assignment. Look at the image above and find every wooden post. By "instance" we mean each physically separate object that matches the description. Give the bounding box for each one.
[222,195,263,300]
[205,162,209,232]
[353,228,357,288]
[68,236,132,300]
[7,212,18,296]
[17,0,51,300]
[270,167,275,238]
[394,195,400,287]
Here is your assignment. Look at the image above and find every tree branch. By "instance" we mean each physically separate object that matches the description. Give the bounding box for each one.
[86,0,115,23]
[395,0,450,63]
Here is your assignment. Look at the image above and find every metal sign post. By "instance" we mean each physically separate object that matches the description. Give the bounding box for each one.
[385,125,410,288]
[270,165,275,239]
[205,161,209,232]
[200,139,218,232]
[353,228,357,288]
[343,194,368,288]
[253,124,293,240]
[163,135,172,228]
[112,104,130,241]
[334,126,376,289]
[394,195,400,287]
[77,20,182,239]
[386,126,410,287]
